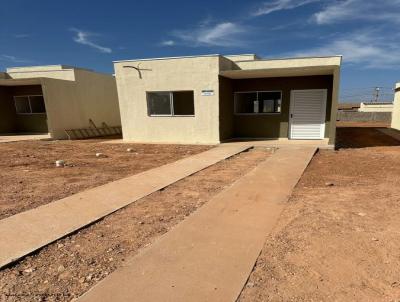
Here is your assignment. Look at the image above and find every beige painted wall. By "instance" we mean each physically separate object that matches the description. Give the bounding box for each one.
[359,102,393,112]
[391,83,400,130]
[42,70,120,139]
[114,56,221,144]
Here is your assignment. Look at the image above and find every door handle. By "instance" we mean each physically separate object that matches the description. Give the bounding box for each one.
[290,114,293,118]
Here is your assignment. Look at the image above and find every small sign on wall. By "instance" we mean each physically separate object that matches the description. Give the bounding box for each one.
[201,90,214,96]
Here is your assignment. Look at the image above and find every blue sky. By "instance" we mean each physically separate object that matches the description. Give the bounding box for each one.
[0,0,399,102]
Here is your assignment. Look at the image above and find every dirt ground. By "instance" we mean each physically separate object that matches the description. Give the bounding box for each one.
[0,139,210,219]
[239,125,400,301]
[2,123,400,302]
[0,147,271,302]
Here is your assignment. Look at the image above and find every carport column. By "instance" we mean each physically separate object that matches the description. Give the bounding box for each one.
[39,79,53,138]
[329,64,341,145]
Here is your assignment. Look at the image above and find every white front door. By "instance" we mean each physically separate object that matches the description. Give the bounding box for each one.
[289,89,327,140]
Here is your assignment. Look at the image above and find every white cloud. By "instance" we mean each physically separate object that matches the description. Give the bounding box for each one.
[289,30,400,69]
[252,0,320,16]
[0,54,34,64]
[313,0,400,24]
[160,40,175,46]
[172,21,248,47]
[71,28,112,53]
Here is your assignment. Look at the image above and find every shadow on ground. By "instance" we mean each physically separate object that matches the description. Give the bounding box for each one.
[336,126,400,149]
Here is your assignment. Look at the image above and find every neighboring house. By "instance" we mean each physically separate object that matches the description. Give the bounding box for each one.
[0,65,121,139]
[338,103,360,112]
[392,83,400,130]
[359,102,393,112]
[114,54,341,146]
[337,101,394,124]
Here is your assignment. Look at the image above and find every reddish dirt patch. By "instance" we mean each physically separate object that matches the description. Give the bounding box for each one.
[336,127,400,149]
[0,148,271,302]
[0,139,210,219]
[239,127,400,301]
[335,121,400,149]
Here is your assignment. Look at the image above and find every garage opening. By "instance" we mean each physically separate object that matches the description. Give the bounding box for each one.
[0,85,48,134]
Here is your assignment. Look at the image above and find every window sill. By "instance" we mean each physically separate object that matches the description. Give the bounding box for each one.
[148,115,195,117]
[16,113,47,115]
[234,113,281,116]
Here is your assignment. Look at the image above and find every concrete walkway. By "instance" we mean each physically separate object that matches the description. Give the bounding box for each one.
[0,144,249,269]
[0,133,50,143]
[77,146,316,302]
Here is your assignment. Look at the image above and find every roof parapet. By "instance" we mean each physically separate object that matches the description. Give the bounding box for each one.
[113,54,221,64]
[6,65,92,73]
[235,56,342,71]
[223,54,261,62]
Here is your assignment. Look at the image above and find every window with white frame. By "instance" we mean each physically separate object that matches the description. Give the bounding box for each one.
[147,91,195,116]
[234,91,282,114]
[14,95,46,114]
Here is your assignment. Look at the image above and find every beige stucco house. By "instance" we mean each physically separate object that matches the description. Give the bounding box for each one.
[114,54,341,146]
[0,65,121,139]
[359,102,393,113]
[391,82,400,130]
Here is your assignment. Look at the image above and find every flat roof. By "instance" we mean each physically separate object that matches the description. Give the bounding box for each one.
[113,54,221,63]
[234,55,342,63]
[6,65,92,73]
[114,53,342,66]
[224,54,258,57]
[0,78,42,86]
[220,67,337,79]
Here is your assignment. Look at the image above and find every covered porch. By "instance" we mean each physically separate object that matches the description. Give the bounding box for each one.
[0,78,48,135]
[218,57,341,147]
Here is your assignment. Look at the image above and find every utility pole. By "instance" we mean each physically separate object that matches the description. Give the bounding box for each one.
[373,87,380,102]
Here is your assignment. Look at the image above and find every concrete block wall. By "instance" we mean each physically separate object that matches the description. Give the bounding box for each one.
[337,111,392,123]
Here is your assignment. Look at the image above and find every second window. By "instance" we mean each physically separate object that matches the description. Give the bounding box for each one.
[234,91,282,115]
